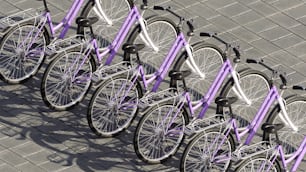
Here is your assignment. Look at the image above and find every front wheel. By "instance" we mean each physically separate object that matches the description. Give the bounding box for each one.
[87,74,142,137]
[0,21,49,84]
[264,96,306,157]
[180,127,235,172]
[133,103,189,163]
[41,48,95,110]
[217,69,271,129]
[235,154,281,172]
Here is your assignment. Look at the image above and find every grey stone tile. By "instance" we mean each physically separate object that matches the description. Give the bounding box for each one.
[270,50,301,67]
[270,0,304,11]
[204,0,236,9]
[15,162,45,172]
[232,9,262,25]
[0,164,19,172]
[245,18,278,33]
[191,3,220,20]
[0,1,19,14]
[292,62,306,76]
[217,2,250,17]
[0,135,30,149]
[57,166,84,172]
[10,142,44,157]
[272,34,305,49]
[230,26,261,43]
[0,150,28,166]
[249,1,278,16]
[290,24,306,39]
[259,26,292,41]
[268,12,301,29]
[25,150,53,165]
[207,15,239,31]
[251,38,280,54]
[286,42,306,57]
[284,3,306,19]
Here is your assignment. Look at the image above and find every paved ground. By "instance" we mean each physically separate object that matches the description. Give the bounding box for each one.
[0,0,306,171]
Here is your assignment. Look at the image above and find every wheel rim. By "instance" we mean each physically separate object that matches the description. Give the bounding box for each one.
[238,158,277,172]
[184,132,232,171]
[44,52,92,109]
[130,20,177,76]
[85,0,131,49]
[270,100,306,156]
[137,105,185,162]
[90,78,139,136]
[180,47,224,101]
[0,25,46,83]
[225,73,270,129]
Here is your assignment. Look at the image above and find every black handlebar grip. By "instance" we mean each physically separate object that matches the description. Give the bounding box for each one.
[292,85,306,90]
[186,20,194,33]
[246,59,258,64]
[153,6,165,10]
[279,74,287,86]
[200,32,212,37]
[143,0,148,5]
[233,47,240,58]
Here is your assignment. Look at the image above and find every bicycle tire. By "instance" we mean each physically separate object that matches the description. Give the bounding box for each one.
[41,47,96,110]
[235,154,281,172]
[0,21,50,84]
[87,73,143,137]
[217,68,271,129]
[171,42,226,102]
[180,127,235,172]
[124,16,179,76]
[78,0,132,49]
[133,102,189,163]
[263,95,306,157]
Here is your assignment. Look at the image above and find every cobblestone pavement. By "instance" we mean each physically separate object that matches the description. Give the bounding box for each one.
[0,0,306,171]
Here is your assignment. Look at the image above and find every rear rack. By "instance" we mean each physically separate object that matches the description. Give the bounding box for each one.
[0,8,42,33]
[46,35,87,54]
[232,141,272,161]
[92,62,132,82]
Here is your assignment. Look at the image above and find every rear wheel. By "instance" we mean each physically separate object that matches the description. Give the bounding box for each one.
[0,21,49,84]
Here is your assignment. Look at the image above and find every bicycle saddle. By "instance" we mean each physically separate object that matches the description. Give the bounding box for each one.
[76,17,99,27]
[168,70,192,80]
[215,97,238,107]
[261,123,285,134]
[122,44,145,54]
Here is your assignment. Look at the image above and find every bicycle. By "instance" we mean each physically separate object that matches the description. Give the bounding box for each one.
[180,59,306,171]
[0,0,131,84]
[40,1,179,110]
[133,33,271,164]
[86,7,230,138]
[234,123,305,172]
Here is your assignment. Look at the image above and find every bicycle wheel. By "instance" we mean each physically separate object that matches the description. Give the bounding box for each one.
[87,74,142,137]
[78,0,132,49]
[217,68,271,129]
[0,21,49,84]
[124,16,179,75]
[235,154,281,172]
[264,96,306,157]
[41,48,95,110]
[171,42,225,101]
[180,127,235,172]
[134,102,189,163]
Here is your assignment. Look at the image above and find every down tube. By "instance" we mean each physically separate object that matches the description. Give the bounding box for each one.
[197,60,232,119]
[105,6,138,65]
[151,33,185,92]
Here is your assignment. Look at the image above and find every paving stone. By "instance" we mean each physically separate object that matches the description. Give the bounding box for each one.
[249,1,278,16]
[10,142,44,157]
[268,12,301,29]
[272,34,305,49]
[270,0,304,11]
[286,42,306,57]
[204,0,236,9]
[15,162,45,172]
[270,50,301,67]
[217,2,250,17]
[0,150,28,166]
[207,15,239,31]
[259,26,292,41]
[250,38,280,54]
[190,3,220,20]
[284,3,306,19]
[0,164,19,172]
[230,26,261,43]
[245,18,278,33]
[232,9,262,25]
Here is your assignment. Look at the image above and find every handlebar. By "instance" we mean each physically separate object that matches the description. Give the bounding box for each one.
[143,0,148,6]
[246,58,287,86]
[153,6,194,34]
[200,32,240,59]
[292,85,306,91]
